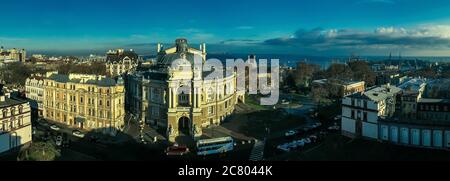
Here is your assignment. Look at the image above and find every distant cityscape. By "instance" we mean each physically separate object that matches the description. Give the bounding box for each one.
[0,37,449,161]
[3,0,450,163]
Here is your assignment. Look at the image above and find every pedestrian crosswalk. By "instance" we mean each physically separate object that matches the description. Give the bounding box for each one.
[249,140,265,161]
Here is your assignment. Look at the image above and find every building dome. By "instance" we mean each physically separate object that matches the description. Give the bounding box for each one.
[156,38,201,69]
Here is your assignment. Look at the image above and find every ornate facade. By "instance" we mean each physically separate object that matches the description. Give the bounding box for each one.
[106,49,139,77]
[126,39,245,142]
[0,86,32,154]
[43,73,125,135]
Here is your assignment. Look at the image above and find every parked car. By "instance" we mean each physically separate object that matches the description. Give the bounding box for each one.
[55,135,63,146]
[334,115,342,121]
[284,130,297,137]
[304,138,312,144]
[72,130,85,138]
[294,140,305,147]
[310,122,322,129]
[309,135,318,143]
[50,125,60,131]
[88,135,100,143]
[166,145,190,156]
[328,125,340,131]
[277,144,291,152]
[38,119,49,127]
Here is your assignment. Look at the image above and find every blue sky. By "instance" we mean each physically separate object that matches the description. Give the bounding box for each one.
[2,0,450,56]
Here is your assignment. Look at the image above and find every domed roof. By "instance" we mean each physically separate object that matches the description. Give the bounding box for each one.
[156,39,201,68]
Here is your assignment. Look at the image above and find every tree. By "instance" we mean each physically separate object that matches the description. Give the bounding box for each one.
[312,86,329,107]
[294,62,320,88]
[57,62,108,76]
[18,142,60,161]
[348,61,376,86]
[0,62,33,86]
[326,63,353,80]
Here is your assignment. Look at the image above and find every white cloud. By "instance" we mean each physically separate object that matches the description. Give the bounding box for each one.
[263,25,450,55]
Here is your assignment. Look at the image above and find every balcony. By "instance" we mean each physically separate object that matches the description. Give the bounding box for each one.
[176,107,191,112]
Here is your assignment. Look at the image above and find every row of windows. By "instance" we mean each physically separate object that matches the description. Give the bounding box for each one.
[0,117,25,132]
[419,104,449,112]
[46,96,119,107]
[350,109,369,121]
[26,88,43,94]
[351,99,369,109]
[46,110,114,120]
[418,112,450,121]
[1,106,25,118]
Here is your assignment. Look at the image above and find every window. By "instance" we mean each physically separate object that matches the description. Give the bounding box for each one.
[351,110,355,119]
[363,112,368,121]
[99,100,103,106]
[107,101,110,107]
[80,97,84,103]
[10,118,15,129]
[10,108,15,116]
[208,88,214,101]
[208,106,214,115]
[363,100,368,109]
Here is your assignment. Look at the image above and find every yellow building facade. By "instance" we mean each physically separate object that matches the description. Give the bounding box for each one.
[43,74,125,135]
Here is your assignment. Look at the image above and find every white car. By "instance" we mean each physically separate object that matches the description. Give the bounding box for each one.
[50,125,60,131]
[72,130,85,138]
[285,130,297,137]
[294,140,305,147]
[334,115,342,121]
[55,136,63,146]
[288,142,298,149]
[328,125,340,131]
[304,138,312,144]
[277,144,290,152]
[311,122,322,128]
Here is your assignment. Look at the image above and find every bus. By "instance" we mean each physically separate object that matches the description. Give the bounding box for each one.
[196,137,234,156]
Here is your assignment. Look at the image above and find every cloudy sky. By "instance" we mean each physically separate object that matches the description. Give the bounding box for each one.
[1,0,450,56]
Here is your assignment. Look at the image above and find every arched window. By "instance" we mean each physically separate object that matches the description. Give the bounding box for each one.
[10,107,15,116]
[208,88,214,102]
[10,117,15,129]
[2,109,7,118]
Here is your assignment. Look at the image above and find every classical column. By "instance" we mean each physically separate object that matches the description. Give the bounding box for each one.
[168,88,172,108]
[173,88,178,108]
